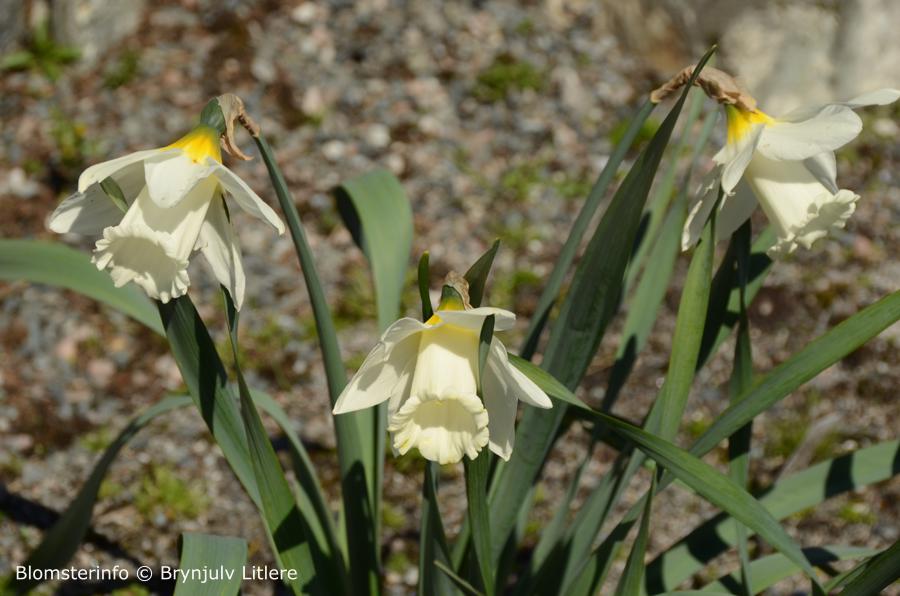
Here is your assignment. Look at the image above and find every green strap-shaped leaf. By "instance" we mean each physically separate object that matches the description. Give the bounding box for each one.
[525,107,716,592]
[521,135,697,592]
[697,227,774,370]
[651,188,716,441]
[435,560,485,596]
[253,135,378,594]
[511,364,822,591]
[837,540,900,595]
[624,88,711,293]
[727,221,754,596]
[7,395,191,594]
[223,294,320,595]
[690,289,900,459]
[334,167,414,583]
[549,188,717,594]
[251,389,344,583]
[701,545,877,594]
[419,462,455,596]
[334,168,413,330]
[0,239,163,335]
[2,239,342,593]
[158,298,261,505]
[484,49,717,576]
[418,252,434,321]
[646,439,900,592]
[174,533,248,596]
[464,239,500,309]
[465,315,496,595]
[615,473,657,596]
[520,99,657,359]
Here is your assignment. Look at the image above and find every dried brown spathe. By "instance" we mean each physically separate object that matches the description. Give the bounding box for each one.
[650,65,758,112]
[216,93,261,161]
[443,271,473,309]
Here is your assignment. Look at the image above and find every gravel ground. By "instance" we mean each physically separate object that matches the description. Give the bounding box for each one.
[1,1,898,595]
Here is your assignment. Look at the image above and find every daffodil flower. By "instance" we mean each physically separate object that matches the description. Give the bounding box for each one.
[333,295,552,465]
[48,115,284,308]
[683,88,899,256]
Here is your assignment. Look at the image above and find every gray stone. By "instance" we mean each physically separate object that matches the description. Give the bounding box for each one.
[0,0,25,53]
[51,0,146,66]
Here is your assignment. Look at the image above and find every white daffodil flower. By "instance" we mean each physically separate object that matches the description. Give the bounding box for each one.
[333,301,552,465]
[683,88,900,257]
[48,123,285,308]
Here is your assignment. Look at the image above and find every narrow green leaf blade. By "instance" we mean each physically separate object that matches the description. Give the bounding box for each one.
[0,239,163,335]
[464,239,500,308]
[520,99,657,358]
[646,440,900,591]
[418,251,434,321]
[435,560,485,596]
[702,545,877,594]
[174,533,247,596]
[615,473,657,596]
[334,167,413,585]
[252,389,345,584]
[651,190,717,441]
[691,289,900,459]
[224,294,325,595]
[253,135,378,593]
[334,168,413,330]
[486,51,717,570]
[158,298,260,505]
[466,314,496,595]
[838,540,900,595]
[509,362,820,588]
[8,395,191,594]
[727,221,754,596]
[597,414,820,586]
[419,462,454,596]
[697,227,775,370]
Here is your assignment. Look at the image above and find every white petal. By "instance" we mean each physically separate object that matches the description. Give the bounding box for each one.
[715,181,759,242]
[843,88,900,108]
[743,154,859,257]
[492,340,552,409]
[333,325,422,415]
[121,177,218,258]
[387,351,418,417]
[50,158,149,235]
[381,318,429,347]
[482,358,516,461]
[715,123,764,194]
[144,150,215,208]
[434,307,516,332]
[682,168,721,250]
[757,105,862,161]
[77,149,160,192]
[199,196,246,310]
[804,152,838,194]
[211,162,285,234]
[49,190,128,235]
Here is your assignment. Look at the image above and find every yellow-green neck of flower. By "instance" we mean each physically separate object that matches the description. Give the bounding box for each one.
[166,125,223,163]
[724,105,774,145]
[426,285,467,325]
